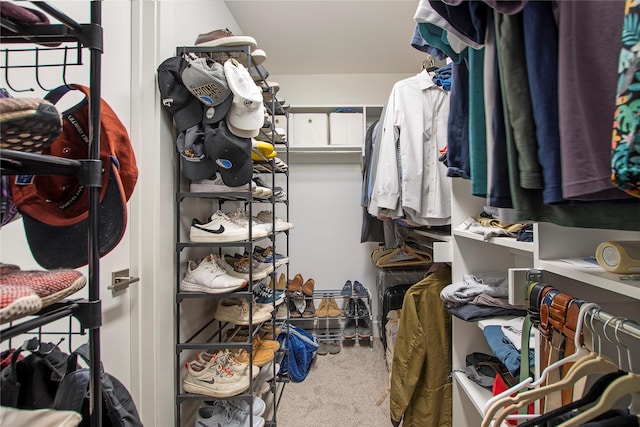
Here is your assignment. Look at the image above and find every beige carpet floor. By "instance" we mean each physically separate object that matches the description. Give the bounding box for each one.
[270,338,392,426]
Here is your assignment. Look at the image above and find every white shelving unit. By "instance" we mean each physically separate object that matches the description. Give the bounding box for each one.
[449,178,640,426]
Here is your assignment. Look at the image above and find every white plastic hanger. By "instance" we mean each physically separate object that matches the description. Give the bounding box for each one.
[481,302,600,427]
[557,372,640,427]
[491,311,620,426]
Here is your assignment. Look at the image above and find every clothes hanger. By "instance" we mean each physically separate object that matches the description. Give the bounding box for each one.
[481,302,600,427]
[519,370,627,427]
[556,372,640,427]
[492,315,620,426]
[375,244,432,268]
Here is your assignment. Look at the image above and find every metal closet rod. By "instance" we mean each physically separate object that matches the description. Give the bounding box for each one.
[588,306,640,341]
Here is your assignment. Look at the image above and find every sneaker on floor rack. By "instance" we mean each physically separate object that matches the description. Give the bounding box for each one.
[183,360,249,398]
[190,210,251,243]
[196,400,265,427]
[254,210,294,232]
[218,254,273,281]
[201,395,266,417]
[252,280,285,305]
[190,174,256,194]
[227,208,270,239]
[214,297,272,325]
[196,349,259,379]
[180,255,247,294]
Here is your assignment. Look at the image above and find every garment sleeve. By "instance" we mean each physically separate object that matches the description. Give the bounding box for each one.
[369,87,402,217]
[389,290,427,422]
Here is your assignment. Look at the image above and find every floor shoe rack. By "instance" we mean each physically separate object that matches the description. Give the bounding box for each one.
[172,44,290,426]
[286,290,374,350]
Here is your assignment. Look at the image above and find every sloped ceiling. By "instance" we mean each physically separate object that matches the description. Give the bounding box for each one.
[224,0,426,75]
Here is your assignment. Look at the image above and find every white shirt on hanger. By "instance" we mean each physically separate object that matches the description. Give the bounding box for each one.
[368,70,451,226]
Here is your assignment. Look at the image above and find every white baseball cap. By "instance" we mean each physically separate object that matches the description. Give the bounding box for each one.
[224,58,264,137]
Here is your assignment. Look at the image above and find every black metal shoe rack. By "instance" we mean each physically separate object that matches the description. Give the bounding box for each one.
[174,44,291,426]
[0,1,104,426]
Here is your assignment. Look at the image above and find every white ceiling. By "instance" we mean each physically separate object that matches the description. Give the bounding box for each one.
[224,0,426,75]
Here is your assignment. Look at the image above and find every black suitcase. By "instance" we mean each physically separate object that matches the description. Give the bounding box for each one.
[381,283,413,350]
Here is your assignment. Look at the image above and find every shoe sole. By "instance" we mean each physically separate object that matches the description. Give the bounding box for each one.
[0,99,61,153]
[180,280,247,294]
[342,332,356,339]
[0,294,42,324]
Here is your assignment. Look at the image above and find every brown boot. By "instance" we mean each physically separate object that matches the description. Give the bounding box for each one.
[288,274,303,293]
[302,299,316,318]
[302,278,315,297]
[316,298,329,317]
[276,273,287,291]
[327,298,341,317]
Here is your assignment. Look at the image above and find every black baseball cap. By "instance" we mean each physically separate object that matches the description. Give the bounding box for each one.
[157,56,203,133]
[204,121,253,187]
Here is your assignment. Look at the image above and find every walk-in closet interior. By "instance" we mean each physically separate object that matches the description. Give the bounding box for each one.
[1,1,640,426]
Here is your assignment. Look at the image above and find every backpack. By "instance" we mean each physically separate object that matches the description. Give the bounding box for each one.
[52,344,143,427]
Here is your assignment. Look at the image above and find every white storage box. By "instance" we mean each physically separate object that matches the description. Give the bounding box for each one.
[329,112,364,146]
[291,113,328,146]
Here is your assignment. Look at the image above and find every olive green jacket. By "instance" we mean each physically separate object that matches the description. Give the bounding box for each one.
[390,265,452,426]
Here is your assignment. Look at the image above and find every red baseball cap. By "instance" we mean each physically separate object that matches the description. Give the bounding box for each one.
[10,84,138,269]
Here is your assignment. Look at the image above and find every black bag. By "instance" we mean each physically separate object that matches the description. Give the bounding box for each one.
[52,344,143,427]
[381,283,413,350]
[0,339,69,409]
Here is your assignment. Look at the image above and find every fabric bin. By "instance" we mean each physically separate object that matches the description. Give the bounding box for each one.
[329,112,364,146]
[290,113,328,146]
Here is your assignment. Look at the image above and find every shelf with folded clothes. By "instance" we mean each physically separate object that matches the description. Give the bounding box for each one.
[453,229,534,253]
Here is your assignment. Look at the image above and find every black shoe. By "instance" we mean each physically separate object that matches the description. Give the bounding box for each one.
[343,318,356,339]
[356,299,371,338]
[340,280,352,297]
[343,297,356,317]
[353,280,369,298]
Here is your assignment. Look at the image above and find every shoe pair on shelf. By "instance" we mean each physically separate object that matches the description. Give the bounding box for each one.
[196,397,266,427]
[183,349,255,398]
[315,297,341,318]
[317,339,341,355]
[288,297,315,318]
[214,297,273,325]
[180,254,248,294]
[189,209,293,243]
[340,280,369,298]
[288,273,314,297]
[342,298,372,339]
[252,279,285,306]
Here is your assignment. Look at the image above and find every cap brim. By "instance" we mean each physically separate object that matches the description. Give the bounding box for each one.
[23,161,127,269]
[202,95,232,125]
[226,118,259,138]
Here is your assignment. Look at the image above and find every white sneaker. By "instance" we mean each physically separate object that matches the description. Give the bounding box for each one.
[201,395,266,418]
[197,349,260,379]
[254,210,294,232]
[214,297,272,325]
[183,360,249,398]
[180,256,247,293]
[190,175,256,193]
[227,208,270,239]
[196,400,265,427]
[190,210,251,242]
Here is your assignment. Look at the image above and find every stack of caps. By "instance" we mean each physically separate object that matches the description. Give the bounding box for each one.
[157,29,272,187]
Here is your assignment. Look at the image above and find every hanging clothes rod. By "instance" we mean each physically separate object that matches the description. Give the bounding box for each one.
[588,306,640,341]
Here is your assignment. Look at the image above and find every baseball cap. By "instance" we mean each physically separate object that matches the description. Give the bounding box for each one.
[181,57,232,107]
[177,124,216,181]
[157,56,203,133]
[204,121,253,187]
[224,58,264,138]
[9,84,138,269]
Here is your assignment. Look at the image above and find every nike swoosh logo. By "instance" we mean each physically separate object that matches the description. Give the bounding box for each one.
[193,224,225,234]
